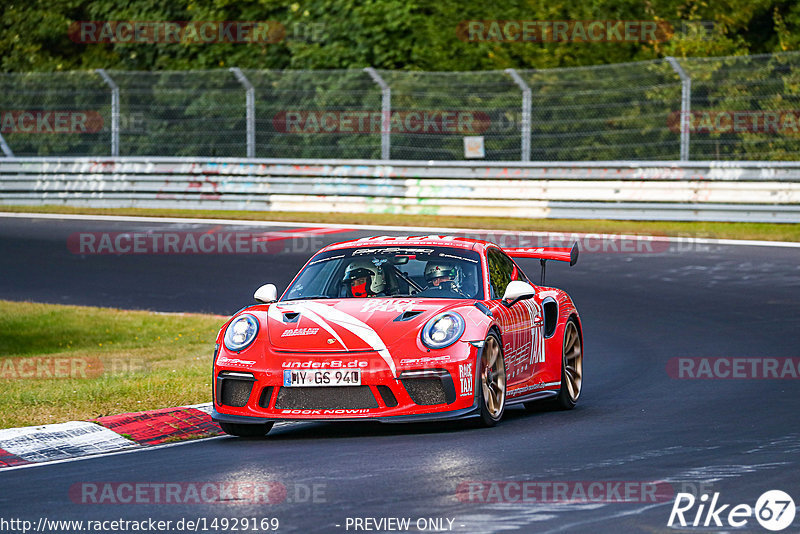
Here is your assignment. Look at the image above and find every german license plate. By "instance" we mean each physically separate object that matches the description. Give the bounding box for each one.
[283,369,361,387]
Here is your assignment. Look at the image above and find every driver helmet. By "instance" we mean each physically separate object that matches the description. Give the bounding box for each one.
[342,260,385,297]
[424,261,462,292]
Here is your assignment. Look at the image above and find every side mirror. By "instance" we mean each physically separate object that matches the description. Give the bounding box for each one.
[502,280,536,307]
[254,283,278,304]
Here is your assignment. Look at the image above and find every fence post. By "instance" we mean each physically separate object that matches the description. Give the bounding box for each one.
[364,67,391,160]
[505,69,532,162]
[0,133,13,158]
[230,68,256,158]
[96,69,120,157]
[666,57,691,161]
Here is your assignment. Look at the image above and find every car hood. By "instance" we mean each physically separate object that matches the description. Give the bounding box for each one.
[266,298,462,353]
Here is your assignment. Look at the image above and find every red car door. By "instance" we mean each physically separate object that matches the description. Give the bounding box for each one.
[486,247,544,386]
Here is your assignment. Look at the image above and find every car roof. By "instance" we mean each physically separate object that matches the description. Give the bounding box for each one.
[319,235,496,253]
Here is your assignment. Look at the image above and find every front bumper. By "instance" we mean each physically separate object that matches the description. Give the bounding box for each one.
[211,403,480,425]
[212,342,481,422]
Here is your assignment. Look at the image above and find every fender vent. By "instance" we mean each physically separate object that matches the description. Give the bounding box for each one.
[283,312,300,323]
[474,302,492,317]
[394,310,423,322]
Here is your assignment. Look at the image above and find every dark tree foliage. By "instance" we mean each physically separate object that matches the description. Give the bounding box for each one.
[1,0,796,73]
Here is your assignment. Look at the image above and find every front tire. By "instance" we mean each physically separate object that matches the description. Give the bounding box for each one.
[477,332,506,427]
[219,421,274,438]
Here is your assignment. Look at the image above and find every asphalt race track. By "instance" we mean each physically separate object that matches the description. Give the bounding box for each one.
[1,214,799,533]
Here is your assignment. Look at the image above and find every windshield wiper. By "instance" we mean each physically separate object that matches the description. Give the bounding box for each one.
[282,295,333,301]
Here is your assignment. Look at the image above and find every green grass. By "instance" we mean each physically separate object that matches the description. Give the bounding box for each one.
[1,205,798,242]
[0,300,225,429]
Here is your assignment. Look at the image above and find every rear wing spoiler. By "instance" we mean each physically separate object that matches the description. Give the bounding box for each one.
[504,242,579,285]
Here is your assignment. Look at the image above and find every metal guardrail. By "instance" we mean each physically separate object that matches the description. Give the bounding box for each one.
[0,157,798,223]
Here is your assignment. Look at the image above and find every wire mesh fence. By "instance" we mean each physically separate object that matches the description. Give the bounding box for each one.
[110,70,246,157]
[681,53,800,160]
[2,51,800,161]
[246,69,383,159]
[0,71,110,157]
[521,60,684,161]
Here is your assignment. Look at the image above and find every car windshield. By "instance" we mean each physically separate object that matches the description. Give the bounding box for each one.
[282,246,484,300]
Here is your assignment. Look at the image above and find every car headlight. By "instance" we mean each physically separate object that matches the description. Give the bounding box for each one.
[223,314,259,352]
[421,312,465,349]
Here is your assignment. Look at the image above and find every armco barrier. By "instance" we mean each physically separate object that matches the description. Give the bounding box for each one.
[0,157,798,222]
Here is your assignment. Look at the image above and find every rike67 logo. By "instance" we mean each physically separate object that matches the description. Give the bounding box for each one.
[668,490,796,531]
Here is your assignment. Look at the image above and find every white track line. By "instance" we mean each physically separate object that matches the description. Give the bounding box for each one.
[0,421,302,473]
[0,403,297,472]
[0,435,226,472]
[1,211,799,249]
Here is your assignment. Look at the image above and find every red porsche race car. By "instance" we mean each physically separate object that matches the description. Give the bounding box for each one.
[211,235,583,437]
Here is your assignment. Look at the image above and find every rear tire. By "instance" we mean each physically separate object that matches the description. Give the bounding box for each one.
[219,421,274,437]
[554,319,582,410]
[524,318,583,411]
[477,332,506,427]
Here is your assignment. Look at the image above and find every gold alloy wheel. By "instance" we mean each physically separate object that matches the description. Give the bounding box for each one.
[481,334,506,419]
[563,321,583,403]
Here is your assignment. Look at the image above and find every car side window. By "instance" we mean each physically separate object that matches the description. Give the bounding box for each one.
[487,248,517,299]
[285,257,341,299]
